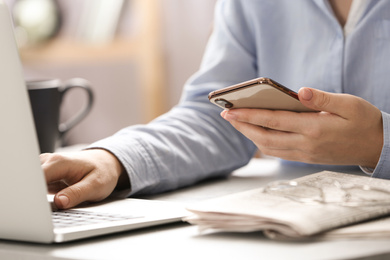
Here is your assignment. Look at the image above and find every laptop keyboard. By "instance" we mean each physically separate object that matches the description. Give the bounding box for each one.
[52,210,141,228]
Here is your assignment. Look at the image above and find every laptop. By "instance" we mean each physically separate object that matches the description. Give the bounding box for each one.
[0,1,188,244]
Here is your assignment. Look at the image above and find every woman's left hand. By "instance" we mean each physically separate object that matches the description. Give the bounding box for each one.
[221,87,383,169]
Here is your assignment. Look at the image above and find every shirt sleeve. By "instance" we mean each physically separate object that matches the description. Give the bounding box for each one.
[88,0,258,196]
[368,111,390,179]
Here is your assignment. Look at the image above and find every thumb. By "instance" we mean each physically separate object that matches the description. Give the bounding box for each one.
[54,180,94,209]
[298,87,346,115]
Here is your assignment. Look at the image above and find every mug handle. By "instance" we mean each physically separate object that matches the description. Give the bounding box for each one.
[59,78,94,137]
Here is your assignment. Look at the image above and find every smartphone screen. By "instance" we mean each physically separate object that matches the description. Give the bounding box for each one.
[208,77,315,112]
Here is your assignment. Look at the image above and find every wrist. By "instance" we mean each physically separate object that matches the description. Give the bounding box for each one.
[86,148,129,191]
[100,149,129,191]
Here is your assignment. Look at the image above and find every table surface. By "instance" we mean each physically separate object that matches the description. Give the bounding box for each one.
[1,158,390,260]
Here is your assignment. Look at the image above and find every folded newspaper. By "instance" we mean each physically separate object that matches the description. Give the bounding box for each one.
[184,171,390,240]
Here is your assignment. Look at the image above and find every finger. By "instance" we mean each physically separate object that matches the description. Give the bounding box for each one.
[222,108,311,133]
[54,174,104,209]
[229,120,303,150]
[260,147,316,164]
[40,153,90,184]
[298,88,356,118]
[47,181,68,194]
[40,153,72,183]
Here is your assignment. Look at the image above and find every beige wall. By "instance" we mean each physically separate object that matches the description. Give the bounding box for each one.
[22,0,218,146]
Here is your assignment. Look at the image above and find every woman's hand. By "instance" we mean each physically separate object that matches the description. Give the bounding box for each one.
[221,87,383,168]
[40,149,128,209]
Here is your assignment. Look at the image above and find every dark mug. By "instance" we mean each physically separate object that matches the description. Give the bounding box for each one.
[27,78,94,153]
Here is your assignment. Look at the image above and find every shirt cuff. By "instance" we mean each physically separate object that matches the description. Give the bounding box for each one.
[367,111,390,179]
[85,134,152,198]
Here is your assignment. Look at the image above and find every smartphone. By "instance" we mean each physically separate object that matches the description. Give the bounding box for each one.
[208,77,315,112]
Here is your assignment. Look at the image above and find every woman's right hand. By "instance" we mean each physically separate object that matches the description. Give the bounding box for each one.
[40,149,128,209]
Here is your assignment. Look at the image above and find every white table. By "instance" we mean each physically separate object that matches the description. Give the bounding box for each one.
[1,158,389,260]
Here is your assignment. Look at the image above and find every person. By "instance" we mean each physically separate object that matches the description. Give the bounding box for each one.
[41,0,390,210]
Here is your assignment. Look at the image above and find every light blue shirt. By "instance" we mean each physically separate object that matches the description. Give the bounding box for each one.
[90,0,390,196]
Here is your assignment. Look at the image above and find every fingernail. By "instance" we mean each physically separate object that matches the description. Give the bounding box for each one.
[220,110,227,118]
[58,195,69,208]
[221,110,237,121]
[301,88,313,101]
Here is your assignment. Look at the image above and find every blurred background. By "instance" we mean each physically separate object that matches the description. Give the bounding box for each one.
[5,0,217,146]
